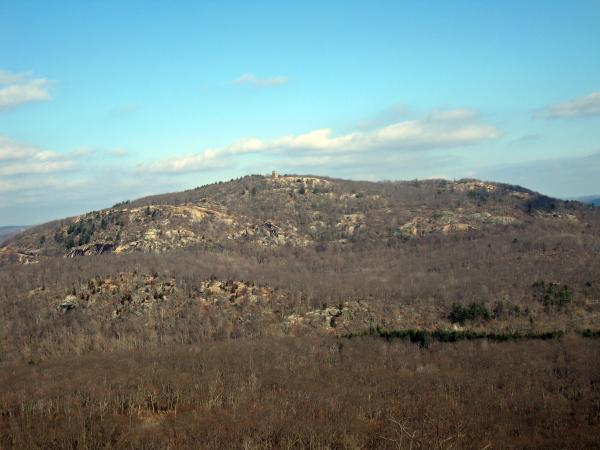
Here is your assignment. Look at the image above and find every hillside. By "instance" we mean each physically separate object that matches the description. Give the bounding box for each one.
[2,173,595,262]
[2,174,600,448]
[1,173,600,344]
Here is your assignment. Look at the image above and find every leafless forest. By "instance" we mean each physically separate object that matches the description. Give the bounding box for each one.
[2,338,600,449]
[1,176,600,448]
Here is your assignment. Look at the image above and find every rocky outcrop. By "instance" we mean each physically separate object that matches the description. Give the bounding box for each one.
[285,301,375,333]
[67,243,114,257]
[397,211,519,238]
[47,272,383,336]
[336,214,365,239]
[58,295,79,311]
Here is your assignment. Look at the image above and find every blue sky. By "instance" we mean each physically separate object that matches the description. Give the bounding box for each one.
[1,0,600,224]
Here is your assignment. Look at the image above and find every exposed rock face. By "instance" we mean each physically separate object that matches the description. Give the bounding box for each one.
[336,214,365,239]
[397,211,519,238]
[52,272,178,317]
[262,222,280,238]
[42,272,383,336]
[58,295,79,311]
[67,243,114,257]
[113,227,204,253]
[0,248,38,264]
[286,301,375,332]
[266,175,332,189]
[454,180,499,192]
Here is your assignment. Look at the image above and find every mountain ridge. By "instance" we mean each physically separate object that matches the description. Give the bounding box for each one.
[2,173,599,339]
[2,173,594,264]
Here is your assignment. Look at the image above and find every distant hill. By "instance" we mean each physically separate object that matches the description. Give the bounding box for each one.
[577,195,600,206]
[1,174,589,262]
[0,226,29,245]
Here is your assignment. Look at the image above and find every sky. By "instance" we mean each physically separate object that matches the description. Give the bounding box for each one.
[1,0,600,225]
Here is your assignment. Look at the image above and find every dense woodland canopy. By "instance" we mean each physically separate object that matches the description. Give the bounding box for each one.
[1,174,600,448]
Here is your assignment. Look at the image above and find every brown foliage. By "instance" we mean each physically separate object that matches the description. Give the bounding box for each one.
[1,175,600,447]
[1,337,600,449]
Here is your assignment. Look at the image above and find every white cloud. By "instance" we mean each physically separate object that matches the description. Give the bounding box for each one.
[143,108,500,174]
[273,128,361,151]
[536,92,600,119]
[0,70,52,110]
[227,138,267,154]
[0,135,60,161]
[369,120,498,149]
[0,160,75,176]
[266,110,497,153]
[0,135,76,176]
[141,148,226,174]
[232,73,289,87]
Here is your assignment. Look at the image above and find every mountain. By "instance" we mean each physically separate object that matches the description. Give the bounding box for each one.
[2,174,600,448]
[2,173,599,335]
[1,174,592,262]
[0,225,29,245]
